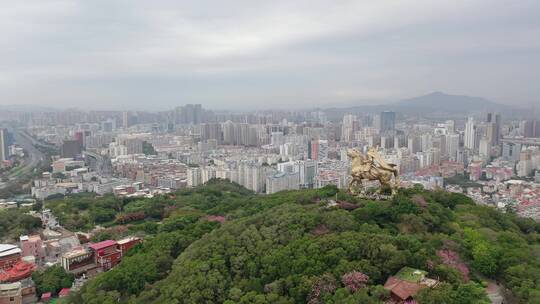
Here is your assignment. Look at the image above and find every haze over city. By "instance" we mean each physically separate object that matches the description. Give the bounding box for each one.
[1,2,540,304]
[1,1,539,110]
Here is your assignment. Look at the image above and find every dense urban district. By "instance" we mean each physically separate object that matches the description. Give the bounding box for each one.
[0,94,539,303]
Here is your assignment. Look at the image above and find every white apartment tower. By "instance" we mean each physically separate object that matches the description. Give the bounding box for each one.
[464,117,476,150]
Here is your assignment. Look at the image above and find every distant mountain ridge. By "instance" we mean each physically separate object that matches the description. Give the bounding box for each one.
[324,92,523,119]
[394,92,511,113]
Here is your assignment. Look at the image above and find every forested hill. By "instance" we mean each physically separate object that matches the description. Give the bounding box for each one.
[64,180,540,304]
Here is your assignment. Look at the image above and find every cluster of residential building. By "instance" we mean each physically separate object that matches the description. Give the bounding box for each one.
[1,106,533,219]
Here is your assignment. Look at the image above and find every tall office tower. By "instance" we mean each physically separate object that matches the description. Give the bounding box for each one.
[379,111,396,134]
[446,134,460,161]
[486,113,501,145]
[61,140,82,158]
[0,128,8,161]
[122,111,129,129]
[464,117,476,150]
[341,114,358,142]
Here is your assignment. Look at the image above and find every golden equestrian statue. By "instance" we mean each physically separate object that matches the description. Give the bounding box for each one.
[347,147,400,196]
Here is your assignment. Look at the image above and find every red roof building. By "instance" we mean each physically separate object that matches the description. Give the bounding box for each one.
[383,267,439,303]
[384,276,423,302]
[88,240,117,252]
[41,292,52,302]
[0,261,36,283]
[0,245,21,271]
[58,288,70,298]
[88,240,121,271]
[117,237,141,256]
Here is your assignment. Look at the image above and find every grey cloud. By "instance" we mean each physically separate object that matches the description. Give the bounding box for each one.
[0,0,539,110]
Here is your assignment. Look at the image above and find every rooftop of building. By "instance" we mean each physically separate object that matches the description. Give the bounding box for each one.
[62,247,89,259]
[0,281,21,295]
[117,237,140,245]
[0,244,21,258]
[88,240,117,251]
[20,235,41,242]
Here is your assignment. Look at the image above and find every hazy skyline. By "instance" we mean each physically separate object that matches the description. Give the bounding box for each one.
[1,1,539,110]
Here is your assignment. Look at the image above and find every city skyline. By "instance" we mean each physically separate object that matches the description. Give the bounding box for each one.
[1,1,539,110]
[1,2,540,303]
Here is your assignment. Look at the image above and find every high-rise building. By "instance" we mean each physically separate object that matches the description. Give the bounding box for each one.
[446,134,460,161]
[464,117,476,150]
[341,114,358,142]
[298,160,317,189]
[0,128,9,162]
[445,120,455,134]
[308,139,328,161]
[502,142,521,162]
[175,104,203,125]
[101,119,115,132]
[271,132,285,146]
[479,137,491,159]
[421,133,432,152]
[523,120,540,138]
[74,131,85,147]
[308,139,318,160]
[317,140,329,160]
[407,135,421,154]
[122,111,130,129]
[116,136,143,154]
[200,123,222,143]
[266,171,300,194]
[61,140,82,158]
[187,167,202,187]
[486,113,501,145]
[379,111,396,133]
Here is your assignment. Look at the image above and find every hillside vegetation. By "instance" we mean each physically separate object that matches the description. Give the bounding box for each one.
[61,180,540,304]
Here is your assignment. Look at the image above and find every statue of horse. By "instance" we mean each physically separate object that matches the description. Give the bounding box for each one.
[347,149,400,196]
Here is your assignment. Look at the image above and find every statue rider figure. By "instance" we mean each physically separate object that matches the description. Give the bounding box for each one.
[366,147,398,174]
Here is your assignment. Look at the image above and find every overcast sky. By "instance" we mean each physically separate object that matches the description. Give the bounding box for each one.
[1,1,539,111]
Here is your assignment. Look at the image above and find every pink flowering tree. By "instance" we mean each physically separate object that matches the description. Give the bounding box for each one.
[308,273,337,304]
[437,249,470,281]
[341,271,369,293]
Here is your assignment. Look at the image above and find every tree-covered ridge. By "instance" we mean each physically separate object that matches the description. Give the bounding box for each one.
[63,180,540,304]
